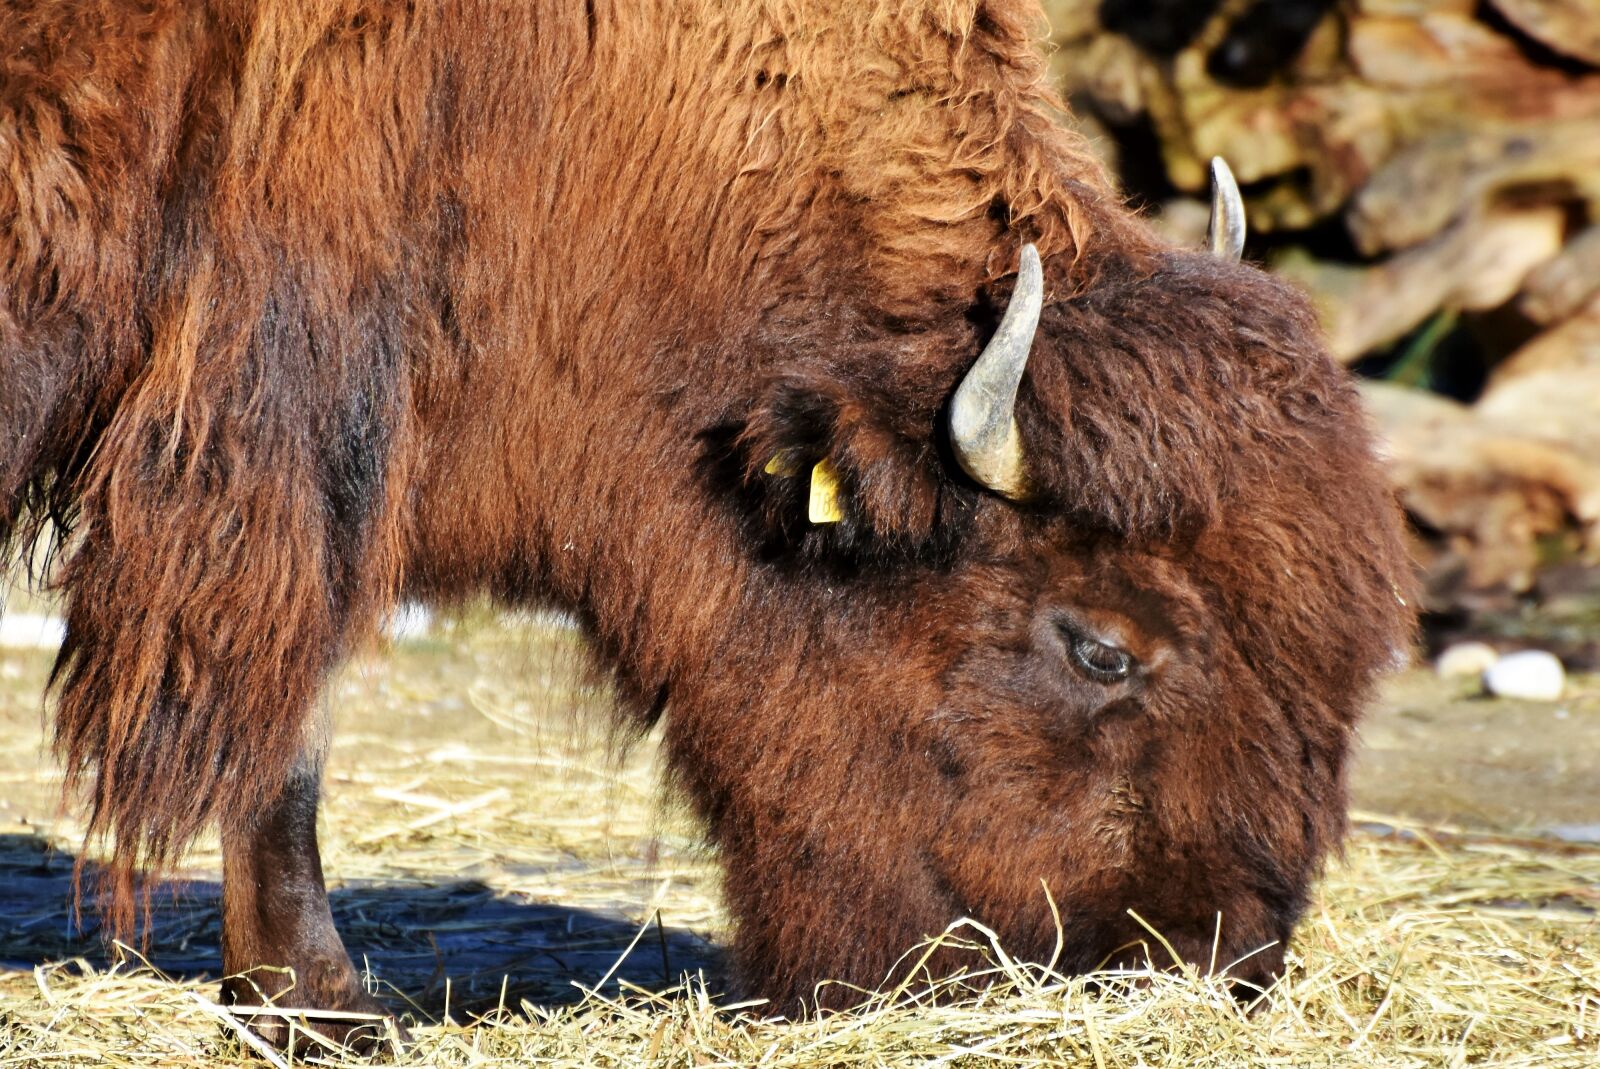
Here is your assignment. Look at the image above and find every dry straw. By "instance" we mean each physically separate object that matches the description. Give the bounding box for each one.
[0,617,1595,1066]
[2,816,1595,1067]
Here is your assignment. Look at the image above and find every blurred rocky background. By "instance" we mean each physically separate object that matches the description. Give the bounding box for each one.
[1044,0,1600,668]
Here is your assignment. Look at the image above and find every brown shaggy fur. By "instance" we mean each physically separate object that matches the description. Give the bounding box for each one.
[2,0,1414,1014]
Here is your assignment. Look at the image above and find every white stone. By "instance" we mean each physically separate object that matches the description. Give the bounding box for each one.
[0,613,65,650]
[386,602,433,642]
[1435,641,1499,678]
[1483,650,1565,701]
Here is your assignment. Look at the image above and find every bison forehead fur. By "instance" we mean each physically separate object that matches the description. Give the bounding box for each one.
[0,0,1414,1015]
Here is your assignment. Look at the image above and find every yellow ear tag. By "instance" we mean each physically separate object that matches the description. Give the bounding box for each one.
[764,449,803,477]
[808,458,845,524]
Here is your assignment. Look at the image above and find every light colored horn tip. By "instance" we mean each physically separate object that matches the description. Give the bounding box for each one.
[948,243,1044,501]
[1019,240,1041,277]
[1208,156,1247,263]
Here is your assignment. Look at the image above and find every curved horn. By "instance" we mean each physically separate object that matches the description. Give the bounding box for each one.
[1208,156,1246,262]
[949,243,1043,500]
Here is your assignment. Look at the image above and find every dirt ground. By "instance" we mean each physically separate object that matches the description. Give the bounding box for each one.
[1351,671,1600,838]
[0,611,1596,1053]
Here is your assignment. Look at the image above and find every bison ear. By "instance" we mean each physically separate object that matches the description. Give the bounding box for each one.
[732,371,969,554]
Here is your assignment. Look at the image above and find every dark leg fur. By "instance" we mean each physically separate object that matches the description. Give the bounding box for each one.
[220,762,404,1057]
[38,272,413,1047]
[0,324,85,564]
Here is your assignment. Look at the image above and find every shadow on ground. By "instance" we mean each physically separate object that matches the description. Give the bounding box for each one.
[0,833,724,1017]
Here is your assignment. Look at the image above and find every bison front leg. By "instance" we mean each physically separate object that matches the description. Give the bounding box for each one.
[219,761,402,1057]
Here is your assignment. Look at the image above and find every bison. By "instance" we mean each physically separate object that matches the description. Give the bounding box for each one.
[1,0,1414,1049]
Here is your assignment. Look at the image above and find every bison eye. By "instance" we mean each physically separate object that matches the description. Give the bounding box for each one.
[1063,630,1135,684]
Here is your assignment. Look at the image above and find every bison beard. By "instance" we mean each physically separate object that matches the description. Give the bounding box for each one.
[0,0,1414,1041]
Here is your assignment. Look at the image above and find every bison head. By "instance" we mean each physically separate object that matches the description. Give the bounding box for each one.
[685,161,1414,1011]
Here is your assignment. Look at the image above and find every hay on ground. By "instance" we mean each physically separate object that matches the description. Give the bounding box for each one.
[0,619,1594,1067]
